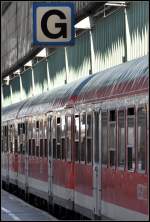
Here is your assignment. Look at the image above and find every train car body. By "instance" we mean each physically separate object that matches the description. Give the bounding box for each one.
[2,55,149,220]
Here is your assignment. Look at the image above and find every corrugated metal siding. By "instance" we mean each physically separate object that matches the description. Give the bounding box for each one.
[126,1,149,60]
[92,9,125,73]
[33,59,48,96]
[47,48,67,89]
[10,76,21,103]
[67,31,91,83]
[21,68,33,99]
[2,85,12,107]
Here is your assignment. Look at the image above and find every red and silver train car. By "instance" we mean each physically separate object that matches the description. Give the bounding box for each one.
[2,55,149,220]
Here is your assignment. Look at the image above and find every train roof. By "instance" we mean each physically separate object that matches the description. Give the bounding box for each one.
[2,55,149,122]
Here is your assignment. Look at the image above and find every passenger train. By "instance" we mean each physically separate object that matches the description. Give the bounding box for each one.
[2,55,149,220]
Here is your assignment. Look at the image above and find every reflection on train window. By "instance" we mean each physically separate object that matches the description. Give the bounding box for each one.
[52,117,56,138]
[61,116,65,137]
[29,139,31,155]
[127,107,135,171]
[80,113,86,162]
[36,146,39,157]
[66,116,71,161]
[137,107,146,172]
[118,110,125,168]
[87,113,92,164]
[109,110,116,167]
[75,115,80,161]
[102,112,108,165]
[40,139,43,157]
[32,139,35,156]
[44,139,48,157]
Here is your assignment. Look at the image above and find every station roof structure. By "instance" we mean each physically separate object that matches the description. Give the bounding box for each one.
[1,1,109,79]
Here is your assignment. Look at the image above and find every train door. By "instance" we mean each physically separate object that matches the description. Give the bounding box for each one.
[93,110,101,219]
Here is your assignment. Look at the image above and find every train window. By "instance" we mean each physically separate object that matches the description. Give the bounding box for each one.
[57,117,61,143]
[102,111,108,165]
[61,138,66,160]
[44,139,48,157]
[40,139,43,157]
[57,144,61,159]
[5,126,8,137]
[29,139,31,156]
[18,124,20,135]
[22,123,25,134]
[40,120,43,129]
[110,110,116,121]
[109,110,116,167]
[2,140,3,152]
[127,107,135,171]
[137,107,146,172]
[57,117,61,124]
[49,139,51,157]
[87,113,93,164]
[66,116,71,161]
[36,121,39,129]
[15,139,18,153]
[10,142,13,153]
[80,113,86,162]
[52,117,56,138]
[118,110,125,168]
[53,138,57,159]
[75,115,80,161]
[75,115,80,140]
[32,139,35,156]
[20,144,23,154]
[36,146,39,157]
[128,108,134,115]
[61,116,66,137]
[94,112,99,163]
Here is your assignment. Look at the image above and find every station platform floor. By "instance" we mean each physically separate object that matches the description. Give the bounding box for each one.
[1,189,57,221]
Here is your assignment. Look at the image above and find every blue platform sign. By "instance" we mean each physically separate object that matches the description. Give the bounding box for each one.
[33,2,75,46]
